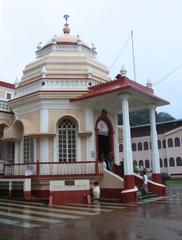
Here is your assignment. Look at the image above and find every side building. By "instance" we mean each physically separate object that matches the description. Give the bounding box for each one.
[119,119,182,177]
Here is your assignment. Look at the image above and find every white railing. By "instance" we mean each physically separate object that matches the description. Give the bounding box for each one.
[4,161,104,177]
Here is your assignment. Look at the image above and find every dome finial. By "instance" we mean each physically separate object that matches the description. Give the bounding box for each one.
[63,14,70,34]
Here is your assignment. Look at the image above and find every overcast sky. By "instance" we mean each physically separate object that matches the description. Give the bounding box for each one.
[0,0,181,119]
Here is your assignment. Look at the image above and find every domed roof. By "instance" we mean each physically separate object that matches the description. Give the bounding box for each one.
[19,16,111,88]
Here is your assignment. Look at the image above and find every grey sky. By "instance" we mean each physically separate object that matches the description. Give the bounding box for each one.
[0,0,181,119]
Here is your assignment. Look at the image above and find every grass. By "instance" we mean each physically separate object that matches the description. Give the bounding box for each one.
[168,179,182,185]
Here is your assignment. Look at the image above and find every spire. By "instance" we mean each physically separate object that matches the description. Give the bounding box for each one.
[63,14,70,34]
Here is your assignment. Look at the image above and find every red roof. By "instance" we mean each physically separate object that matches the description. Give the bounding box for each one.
[70,75,168,104]
[0,81,15,89]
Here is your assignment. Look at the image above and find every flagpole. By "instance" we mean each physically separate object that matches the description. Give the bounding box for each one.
[131,30,136,81]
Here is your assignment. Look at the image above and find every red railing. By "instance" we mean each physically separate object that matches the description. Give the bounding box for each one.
[3,161,104,177]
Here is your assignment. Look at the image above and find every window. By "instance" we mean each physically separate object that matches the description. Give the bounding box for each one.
[139,160,144,167]
[132,143,136,151]
[119,144,123,152]
[158,140,161,149]
[164,158,168,167]
[174,137,180,147]
[58,118,77,162]
[162,139,166,149]
[168,138,173,148]
[160,159,163,168]
[24,136,34,163]
[169,157,175,167]
[138,142,142,151]
[144,142,149,150]
[6,93,12,100]
[145,159,150,168]
[176,157,182,166]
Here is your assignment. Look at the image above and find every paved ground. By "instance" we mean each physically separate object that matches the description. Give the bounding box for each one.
[0,184,182,240]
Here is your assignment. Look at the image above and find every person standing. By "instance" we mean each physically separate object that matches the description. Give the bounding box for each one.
[143,170,148,193]
[107,151,113,171]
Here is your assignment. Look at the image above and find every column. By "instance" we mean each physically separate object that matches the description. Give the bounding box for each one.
[120,94,137,202]
[149,105,162,183]
[40,107,49,162]
[114,113,120,165]
[85,108,95,161]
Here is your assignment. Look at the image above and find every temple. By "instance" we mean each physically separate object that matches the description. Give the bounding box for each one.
[0,16,169,204]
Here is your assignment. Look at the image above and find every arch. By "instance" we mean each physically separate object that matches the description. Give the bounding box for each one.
[174,137,180,147]
[119,144,123,152]
[56,114,81,133]
[95,111,114,162]
[169,157,175,167]
[138,142,142,151]
[144,141,149,150]
[162,139,166,149]
[158,140,161,149]
[164,158,168,167]
[160,159,163,168]
[139,160,144,167]
[168,138,173,148]
[3,120,24,140]
[145,159,150,168]
[132,143,136,151]
[57,116,78,162]
[176,157,182,166]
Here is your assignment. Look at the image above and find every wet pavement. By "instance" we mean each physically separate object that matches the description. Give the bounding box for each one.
[0,184,182,240]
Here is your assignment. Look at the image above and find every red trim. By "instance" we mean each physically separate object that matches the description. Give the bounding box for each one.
[0,81,15,89]
[95,114,114,162]
[0,110,14,115]
[70,76,169,105]
[24,191,31,200]
[148,181,165,196]
[121,191,137,203]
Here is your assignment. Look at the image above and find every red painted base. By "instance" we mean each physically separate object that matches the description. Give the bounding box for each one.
[121,175,137,203]
[24,191,31,200]
[124,175,135,189]
[148,173,165,196]
[152,173,162,184]
[100,188,123,199]
[121,191,137,203]
[49,190,90,205]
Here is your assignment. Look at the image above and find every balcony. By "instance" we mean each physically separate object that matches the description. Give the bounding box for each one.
[2,161,104,177]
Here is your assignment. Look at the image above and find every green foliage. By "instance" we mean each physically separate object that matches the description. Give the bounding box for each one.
[0,236,13,240]
[118,109,175,126]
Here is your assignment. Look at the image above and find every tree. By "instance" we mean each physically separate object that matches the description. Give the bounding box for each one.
[118,109,175,126]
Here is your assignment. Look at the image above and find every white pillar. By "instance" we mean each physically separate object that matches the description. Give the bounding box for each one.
[14,141,20,164]
[114,113,120,165]
[85,108,95,161]
[121,94,133,175]
[149,105,160,174]
[40,108,48,132]
[40,136,49,162]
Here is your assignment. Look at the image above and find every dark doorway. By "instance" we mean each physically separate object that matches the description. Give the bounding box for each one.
[98,134,110,161]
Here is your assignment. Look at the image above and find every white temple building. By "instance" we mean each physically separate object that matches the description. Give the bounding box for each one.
[0,16,169,203]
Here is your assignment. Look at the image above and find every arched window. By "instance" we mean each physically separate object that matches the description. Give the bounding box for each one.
[139,160,144,167]
[160,159,163,168]
[119,144,123,152]
[169,157,175,167]
[175,137,180,147]
[168,138,173,148]
[144,142,149,150]
[162,139,166,149]
[145,159,150,168]
[58,118,77,162]
[132,143,136,151]
[176,157,182,166]
[138,142,142,151]
[158,140,161,149]
[164,158,168,167]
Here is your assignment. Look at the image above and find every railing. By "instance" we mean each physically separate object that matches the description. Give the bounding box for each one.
[4,161,104,177]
